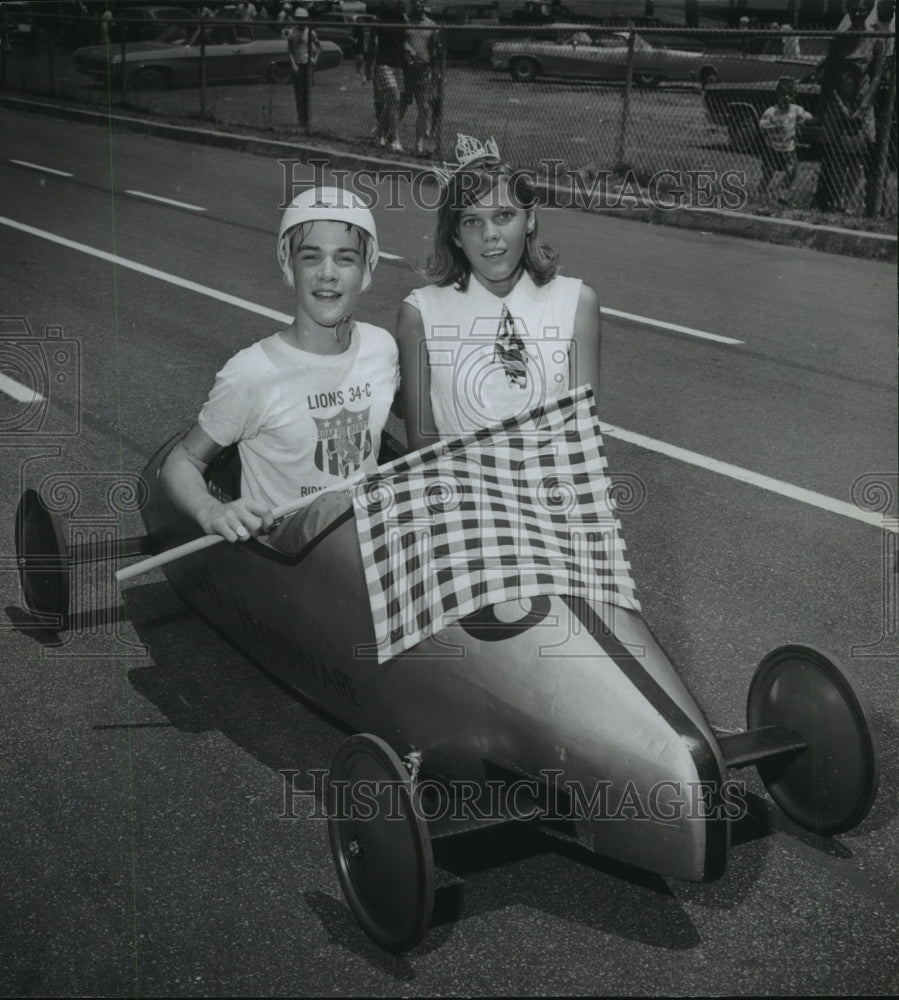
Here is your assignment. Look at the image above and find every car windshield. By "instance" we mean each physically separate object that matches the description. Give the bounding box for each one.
[155,24,194,45]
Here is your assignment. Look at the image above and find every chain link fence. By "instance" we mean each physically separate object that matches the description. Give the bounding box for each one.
[1,9,895,227]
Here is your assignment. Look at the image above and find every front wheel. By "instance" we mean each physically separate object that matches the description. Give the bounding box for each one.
[509,56,538,82]
[698,66,718,90]
[747,644,880,835]
[132,66,169,90]
[328,734,434,952]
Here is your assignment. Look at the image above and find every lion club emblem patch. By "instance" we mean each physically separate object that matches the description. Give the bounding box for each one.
[313,407,372,478]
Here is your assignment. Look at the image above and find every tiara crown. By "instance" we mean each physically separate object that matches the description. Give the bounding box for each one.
[432,134,501,183]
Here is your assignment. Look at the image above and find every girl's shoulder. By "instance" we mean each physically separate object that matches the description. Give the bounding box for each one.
[544,274,582,295]
[534,274,583,309]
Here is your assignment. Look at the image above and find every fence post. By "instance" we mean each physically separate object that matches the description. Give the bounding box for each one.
[46,13,54,94]
[304,25,312,131]
[200,24,206,119]
[120,24,127,97]
[867,53,896,218]
[615,29,636,170]
[1,4,8,90]
[434,27,446,157]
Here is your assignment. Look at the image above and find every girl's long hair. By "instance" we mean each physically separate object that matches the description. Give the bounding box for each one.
[425,159,560,290]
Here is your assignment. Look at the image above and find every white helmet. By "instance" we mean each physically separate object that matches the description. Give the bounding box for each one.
[277,186,379,290]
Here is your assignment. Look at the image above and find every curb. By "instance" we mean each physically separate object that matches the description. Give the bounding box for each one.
[3,93,896,263]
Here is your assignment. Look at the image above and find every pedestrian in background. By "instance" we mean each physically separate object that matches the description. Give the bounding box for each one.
[758,78,814,201]
[813,2,885,212]
[287,6,320,128]
[365,1,409,153]
[781,24,801,59]
[398,0,442,156]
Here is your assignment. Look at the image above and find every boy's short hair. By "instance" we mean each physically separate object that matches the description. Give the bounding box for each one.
[775,77,796,95]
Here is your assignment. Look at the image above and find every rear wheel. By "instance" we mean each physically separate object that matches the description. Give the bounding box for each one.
[15,489,69,625]
[509,56,538,82]
[267,61,292,85]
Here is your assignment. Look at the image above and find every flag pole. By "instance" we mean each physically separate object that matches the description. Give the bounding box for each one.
[115,472,368,584]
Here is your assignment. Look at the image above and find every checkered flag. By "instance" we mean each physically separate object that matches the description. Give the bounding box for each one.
[353,386,639,663]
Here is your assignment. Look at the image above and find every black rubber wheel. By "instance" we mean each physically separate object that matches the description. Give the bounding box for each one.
[634,71,660,88]
[267,61,292,85]
[15,488,70,625]
[328,733,434,952]
[698,66,718,90]
[747,644,880,835]
[133,66,168,90]
[509,56,538,82]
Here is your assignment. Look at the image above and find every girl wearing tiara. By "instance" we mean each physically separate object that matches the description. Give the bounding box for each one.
[397,135,602,449]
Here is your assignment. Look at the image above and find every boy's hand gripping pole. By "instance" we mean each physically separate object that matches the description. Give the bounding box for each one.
[115,473,367,584]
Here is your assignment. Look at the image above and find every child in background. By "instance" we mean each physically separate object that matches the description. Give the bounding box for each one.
[162,187,399,554]
[758,78,814,200]
[397,134,601,449]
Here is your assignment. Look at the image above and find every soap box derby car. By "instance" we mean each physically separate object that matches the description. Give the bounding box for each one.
[15,427,880,952]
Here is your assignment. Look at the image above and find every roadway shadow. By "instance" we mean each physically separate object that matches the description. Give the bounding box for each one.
[427,821,702,951]
[122,580,349,775]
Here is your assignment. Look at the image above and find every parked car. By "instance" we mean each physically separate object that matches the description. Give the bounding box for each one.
[490,28,720,87]
[310,10,375,57]
[107,5,198,43]
[0,1,37,50]
[703,72,822,152]
[428,2,506,60]
[702,33,830,86]
[73,20,341,88]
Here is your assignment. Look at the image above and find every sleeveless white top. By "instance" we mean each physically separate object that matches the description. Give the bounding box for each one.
[404,273,582,438]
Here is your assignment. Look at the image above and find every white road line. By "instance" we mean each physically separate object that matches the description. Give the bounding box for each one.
[2,214,885,532]
[0,214,292,324]
[601,422,894,532]
[601,307,743,345]
[125,189,207,212]
[0,372,45,404]
[10,159,74,178]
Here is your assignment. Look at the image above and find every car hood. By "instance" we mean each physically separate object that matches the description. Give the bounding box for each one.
[75,41,182,59]
[705,79,818,94]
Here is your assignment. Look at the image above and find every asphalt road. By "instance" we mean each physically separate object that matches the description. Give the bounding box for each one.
[0,106,897,996]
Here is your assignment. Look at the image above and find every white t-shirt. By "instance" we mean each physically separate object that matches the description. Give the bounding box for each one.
[405,272,582,438]
[759,102,813,152]
[198,323,398,510]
